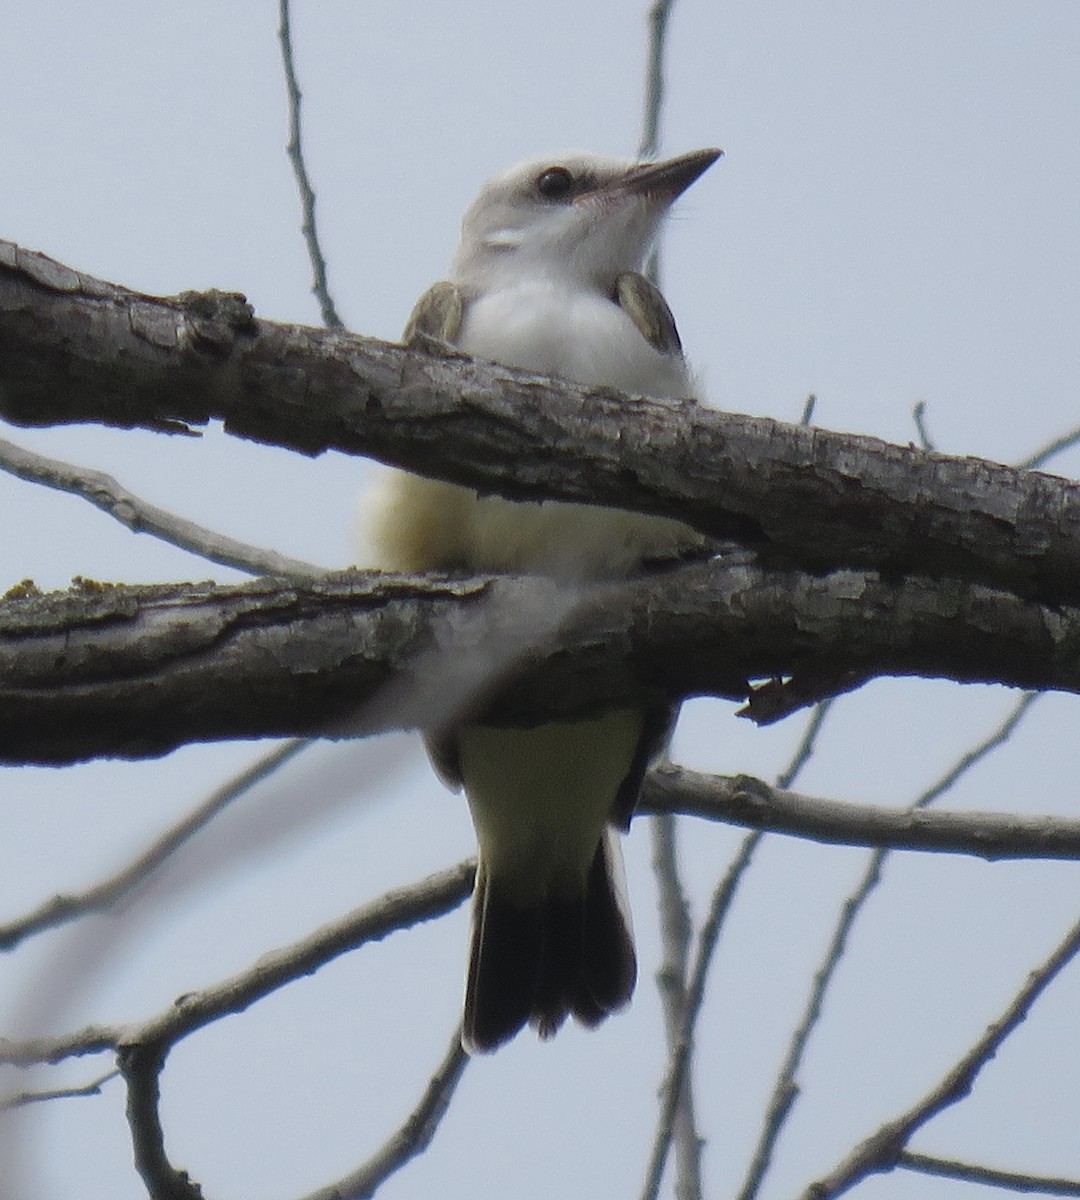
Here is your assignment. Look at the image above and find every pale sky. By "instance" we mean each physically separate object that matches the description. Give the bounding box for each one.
[3,4,1080,1199]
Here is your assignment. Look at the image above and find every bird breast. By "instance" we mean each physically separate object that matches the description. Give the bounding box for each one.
[459,279,691,399]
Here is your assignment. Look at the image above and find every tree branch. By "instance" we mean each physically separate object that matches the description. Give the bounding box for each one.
[277,0,344,330]
[0,435,326,579]
[643,760,1080,862]
[120,1039,204,1200]
[4,241,1080,607]
[0,861,474,1070]
[2,561,1075,765]
[0,1068,119,1111]
[300,1029,468,1200]
[801,910,1080,1199]
[732,690,1037,1200]
[0,739,312,951]
[897,1152,1080,1196]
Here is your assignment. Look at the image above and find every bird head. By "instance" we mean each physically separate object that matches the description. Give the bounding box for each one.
[451,148,721,291]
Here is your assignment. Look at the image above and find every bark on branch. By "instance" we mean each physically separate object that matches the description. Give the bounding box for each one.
[2,561,1074,765]
[3,240,1080,607]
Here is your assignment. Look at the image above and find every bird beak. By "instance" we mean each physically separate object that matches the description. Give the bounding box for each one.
[593,147,723,205]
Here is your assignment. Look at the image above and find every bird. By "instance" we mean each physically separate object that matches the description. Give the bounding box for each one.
[367,147,721,1053]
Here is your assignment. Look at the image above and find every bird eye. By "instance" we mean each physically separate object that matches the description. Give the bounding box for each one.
[535,166,574,200]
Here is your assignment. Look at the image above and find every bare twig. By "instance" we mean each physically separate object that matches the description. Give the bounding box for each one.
[300,1028,468,1200]
[774,699,835,791]
[738,692,1039,1200]
[278,0,344,329]
[1016,424,1080,473]
[650,811,703,1200]
[641,696,837,1199]
[0,437,326,580]
[17,867,472,1198]
[642,757,1080,862]
[637,0,676,161]
[131,861,472,1049]
[0,1068,119,1110]
[0,861,474,1069]
[802,910,1080,1199]
[636,5,706,1190]
[637,0,678,285]
[912,400,935,451]
[643,697,840,1199]
[640,830,762,1200]
[898,1151,1080,1196]
[0,739,312,951]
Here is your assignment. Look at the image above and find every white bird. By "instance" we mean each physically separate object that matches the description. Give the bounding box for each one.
[368,147,721,1053]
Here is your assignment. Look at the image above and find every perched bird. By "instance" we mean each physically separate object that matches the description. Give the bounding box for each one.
[368,147,721,1053]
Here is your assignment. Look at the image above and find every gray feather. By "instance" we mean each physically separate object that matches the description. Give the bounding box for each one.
[614,271,683,357]
[402,280,465,344]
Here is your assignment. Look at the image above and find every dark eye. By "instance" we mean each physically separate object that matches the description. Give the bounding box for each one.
[535,166,574,200]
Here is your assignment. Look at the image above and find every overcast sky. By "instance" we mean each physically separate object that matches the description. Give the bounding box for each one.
[3,4,1080,1199]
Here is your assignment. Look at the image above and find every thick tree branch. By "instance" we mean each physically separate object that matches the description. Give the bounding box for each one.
[2,560,1075,765]
[120,1039,203,1200]
[3,241,1080,607]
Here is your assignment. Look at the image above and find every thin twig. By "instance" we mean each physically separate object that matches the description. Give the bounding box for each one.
[912,400,935,451]
[278,0,344,329]
[802,910,1080,1199]
[300,1028,468,1200]
[0,1068,119,1110]
[650,812,703,1200]
[638,0,676,161]
[0,437,326,580]
[0,739,313,951]
[640,830,761,1200]
[898,1151,1080,1196]
[738,692,1040,1200]
[637,0,678,286]
[635,3,702,1193]
[774,699,834,791]
[641,696,838,1200]
[1016,424,1080,473]
[108,876,470,1200]
[0,861,474,1069]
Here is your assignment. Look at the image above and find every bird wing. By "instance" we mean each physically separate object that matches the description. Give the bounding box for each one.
[402,280,466,344]
[613,271,683,357]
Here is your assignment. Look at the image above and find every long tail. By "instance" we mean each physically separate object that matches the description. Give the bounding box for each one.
[462,829,636,1055]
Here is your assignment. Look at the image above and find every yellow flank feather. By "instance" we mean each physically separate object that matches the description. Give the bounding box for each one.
[368,467,702,578]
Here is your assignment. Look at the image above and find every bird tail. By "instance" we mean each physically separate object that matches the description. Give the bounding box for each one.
[462,828,636,1055]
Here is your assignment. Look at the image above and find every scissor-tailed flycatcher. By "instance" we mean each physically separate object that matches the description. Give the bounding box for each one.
[369,147,720,1052]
